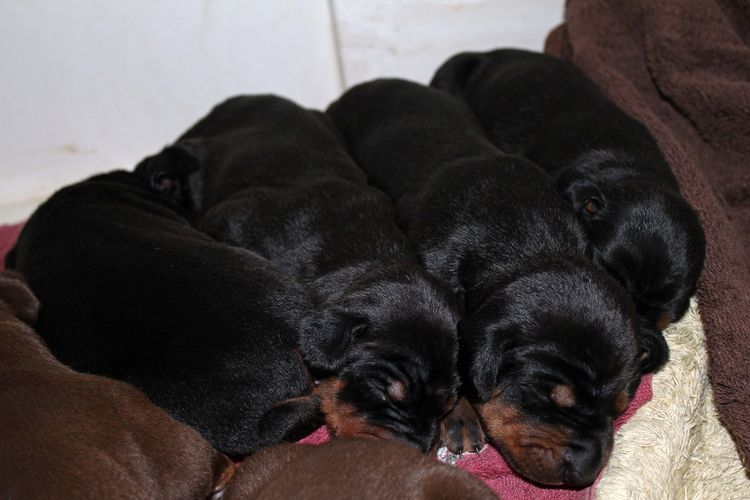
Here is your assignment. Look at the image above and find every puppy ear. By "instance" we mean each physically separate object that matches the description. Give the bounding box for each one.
[0,271,39,326]
[430,52,486,95]
[257,395,324,445]
[299,305,364,372]
[134,139,205,212]
[636,319,669,374]
[555,170,606,219]
[4,246,17,270]
[457,311,515,403]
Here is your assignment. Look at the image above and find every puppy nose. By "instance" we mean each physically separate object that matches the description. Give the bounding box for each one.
[563,434,610,487]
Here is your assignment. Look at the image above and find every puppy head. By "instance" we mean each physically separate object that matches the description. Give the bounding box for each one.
[430,51,488,96]
[0,271,39,326]
[560,172,705,335]
[302,266,460,452]
[459,265,642,486]
[133,139,205,212]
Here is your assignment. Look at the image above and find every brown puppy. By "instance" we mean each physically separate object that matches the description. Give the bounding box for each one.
[223,438,496,500]
[0,271,234,500]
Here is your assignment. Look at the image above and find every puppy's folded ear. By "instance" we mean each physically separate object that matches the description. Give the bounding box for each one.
[457,310,516,403]
[4,246,17,270]
[134,139,205,212]
[555,170,606,219]
[257,395,324,445]
[430,52,486,95]
[0,271,40,326]
[636,319,669,374]
[299,305,364,372]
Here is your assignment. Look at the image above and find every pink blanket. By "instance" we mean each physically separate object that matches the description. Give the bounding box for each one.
[300,378,651,499]
[0,222,652,498]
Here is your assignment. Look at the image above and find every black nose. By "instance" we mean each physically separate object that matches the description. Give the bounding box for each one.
[563,434,610,487]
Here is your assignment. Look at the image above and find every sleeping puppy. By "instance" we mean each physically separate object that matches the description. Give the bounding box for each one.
[138,95,461,452]
[0,271,235,499]
[222,438,496,499]
[431,48,706,334]
[327,79,650,487]
[5,170,320,457]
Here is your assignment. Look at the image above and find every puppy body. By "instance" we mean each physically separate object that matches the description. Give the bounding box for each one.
[6,171,317,456]
[223,438,496,500]
[431,48,705,332]
[0,271,234,499]
[143,95,460,452]
[327,79,645,486]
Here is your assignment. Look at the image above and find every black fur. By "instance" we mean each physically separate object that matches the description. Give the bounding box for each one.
[432,48,705,339]
[327,79,646,486]
[5,170,320,456]
[142,95,461,452]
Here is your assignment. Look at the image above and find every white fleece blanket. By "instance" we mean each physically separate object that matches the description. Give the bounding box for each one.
[595,300,750,499]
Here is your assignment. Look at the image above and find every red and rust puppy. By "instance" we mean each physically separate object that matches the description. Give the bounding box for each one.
[327,79,648,487]
[0,271,234,499]
[6,170,319,457]
[137,95,461,452]
[222,439,496,499]
[432,49,705,348]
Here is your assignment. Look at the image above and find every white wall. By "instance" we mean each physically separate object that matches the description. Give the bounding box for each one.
[333,0,565,86]
[0,0,563,223]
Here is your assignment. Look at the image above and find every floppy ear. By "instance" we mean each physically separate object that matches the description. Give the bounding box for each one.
[4,246,17,270]
[554,170,606,219]
[457,311,516,403]
[298,304,366,373]
[430,52,486,95]
[636,319,669,374]
[134,139,205,212]
[0,271,39,326]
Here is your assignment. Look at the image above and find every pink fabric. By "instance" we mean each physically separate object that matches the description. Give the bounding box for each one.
[0,223,23,271]
[301,378,652,499]
[0,221,653,497]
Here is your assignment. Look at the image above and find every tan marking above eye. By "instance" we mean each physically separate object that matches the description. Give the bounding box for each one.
[584,199,599,215]
[550,384,576,408]
[387,380,406,401]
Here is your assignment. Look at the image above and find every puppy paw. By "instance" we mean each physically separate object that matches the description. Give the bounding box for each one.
[439,396,487,455]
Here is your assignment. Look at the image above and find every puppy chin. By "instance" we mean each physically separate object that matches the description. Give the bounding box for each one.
[474,393,611,487]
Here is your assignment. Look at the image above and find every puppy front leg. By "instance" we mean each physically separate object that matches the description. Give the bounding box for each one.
[439,396,487,454]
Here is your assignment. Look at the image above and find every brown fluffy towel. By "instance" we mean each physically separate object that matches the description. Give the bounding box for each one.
[545,0,750,469]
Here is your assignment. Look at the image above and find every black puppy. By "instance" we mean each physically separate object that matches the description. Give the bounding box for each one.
[6,170,320,456]
[431,48,705,333]
[139,95,461,452]
[328,79,650,487]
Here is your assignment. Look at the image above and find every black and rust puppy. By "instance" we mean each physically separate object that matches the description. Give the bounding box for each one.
[328,79,650,487]
[140,95,461,452]
[5,170,319,456]
[431,48,705,334]
[0,271,235,499]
